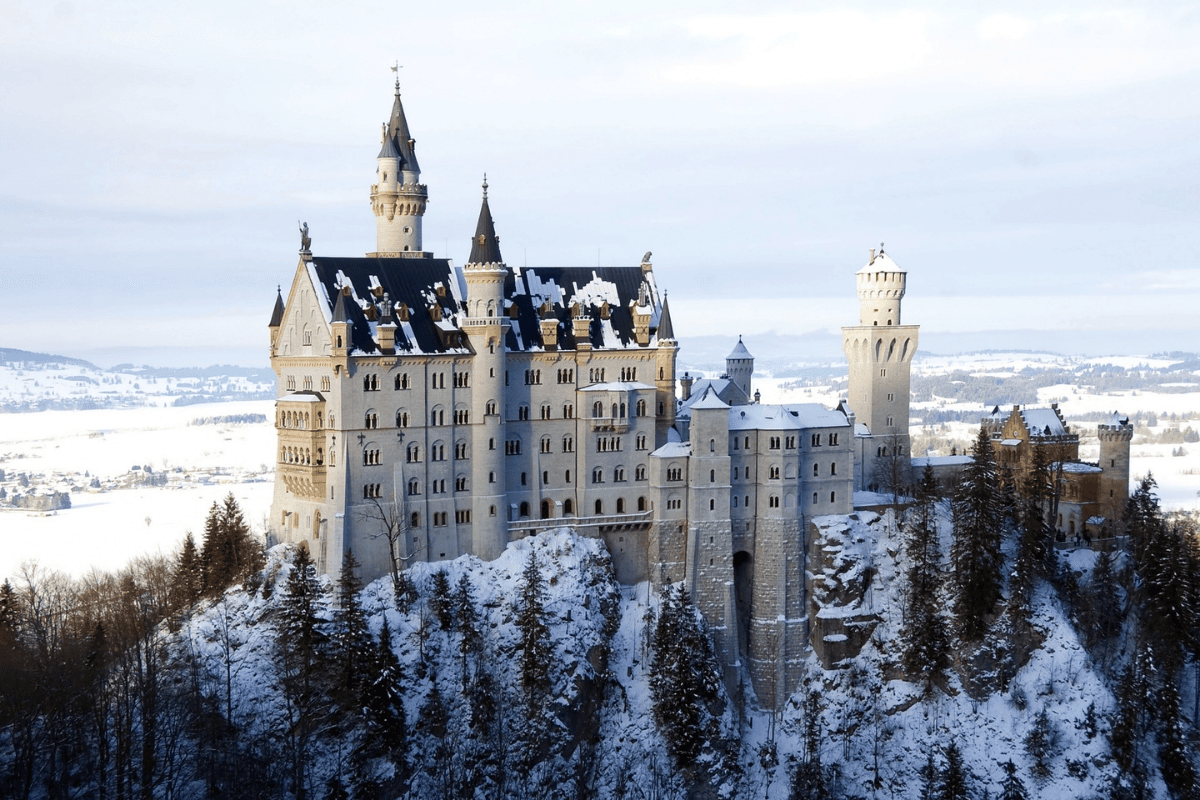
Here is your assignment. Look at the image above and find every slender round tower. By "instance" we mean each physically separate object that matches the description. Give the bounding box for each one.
[369,79,428,256]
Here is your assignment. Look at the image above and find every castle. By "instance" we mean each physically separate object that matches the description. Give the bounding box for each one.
[267,79,1131,707]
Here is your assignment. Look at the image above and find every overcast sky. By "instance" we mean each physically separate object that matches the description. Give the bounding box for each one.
[2,1,1199,366]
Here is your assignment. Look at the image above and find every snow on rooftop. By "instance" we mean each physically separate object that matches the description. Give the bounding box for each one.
[1056,461,1103,474]
[1022,407,1067,436]
[857,251,902,273]
[651,441,691,458]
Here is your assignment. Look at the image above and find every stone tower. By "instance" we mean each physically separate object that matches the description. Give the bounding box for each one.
[726,337,754,400]
[1097,412,1133,525]
[842,248,919,491]
[369,79,428,256]
[463,178,510,560]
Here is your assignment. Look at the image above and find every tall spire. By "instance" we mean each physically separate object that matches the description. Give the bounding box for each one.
[268,286,285,327]
[656,292,675,340]
[385,83,419,174]
[468,176,504,264]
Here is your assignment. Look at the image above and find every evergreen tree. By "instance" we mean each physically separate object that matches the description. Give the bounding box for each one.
[171,531,203,609]
[278,542,331,799]
[453,573,482,689]
[918,752,938,800]
[200,494,259,594]
[1011,445,1051,625]
[332,551,373,714]
[515,550,551,703]
[359,617,406,759]
[649,584,721,768]
[951,427,1005,639]
[1157,677,1195,798]
[998,759,1028,800]
[901,464,949,692]
[1126,475,1164,573]
[1024,708,1059,780]
[937,740,970,800]
[394,569,417,615]
[428,568,453,631]
[1085,547,1123,644]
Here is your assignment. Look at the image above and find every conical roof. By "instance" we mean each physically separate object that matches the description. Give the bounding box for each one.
[332,289,349,323]
[467,183,504,264]
[268,288,285,327]
[656,294,675,340]
[386,85,420,173]
[727,336,753,360]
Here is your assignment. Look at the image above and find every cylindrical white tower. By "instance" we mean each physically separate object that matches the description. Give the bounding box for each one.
[369,81,428,256]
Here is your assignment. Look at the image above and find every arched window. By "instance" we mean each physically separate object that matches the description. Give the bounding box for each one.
[637,399,646,417]
[617,498,626,513]
[709,499,715,510]
[595,499,603,515]
[637,496,647,511]
[710,469,715,482]
[519,502,530,518]
[593,401,603,418]
[830,462,837,475]
[411,512,420,528]
[407,478,420,495]
[541,500,552,519]
[564,498,575,515]
[396,409,409,427]
[813,463,820,477]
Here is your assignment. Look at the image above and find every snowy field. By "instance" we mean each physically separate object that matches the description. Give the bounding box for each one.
[0,400,275,581]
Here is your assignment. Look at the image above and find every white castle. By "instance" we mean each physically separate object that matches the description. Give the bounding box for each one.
[267,79,1125,707]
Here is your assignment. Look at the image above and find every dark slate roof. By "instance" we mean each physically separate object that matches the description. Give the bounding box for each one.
[377,134,399,160]
[503,266,657,352]
[308,256,464,355]
[268,289,285,327]
[468,195,504,264]
[386,89,420,174]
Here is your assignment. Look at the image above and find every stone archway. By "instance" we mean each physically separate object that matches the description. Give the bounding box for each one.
[733,550,753,663]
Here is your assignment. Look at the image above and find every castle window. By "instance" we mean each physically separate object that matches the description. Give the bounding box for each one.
[542,470,549,485]
[336,335,342,348]
[880,368,887,377]
[563,404,574,418]
[434,512,447,527]
[745,495,750,507]
[830,433,839,446]
[364,483,381,499]
[635,465,646,481]
[432,373,445,389]
[489,438,495,450]
[617,498,626,513]
[830,491,836,503]
[745,436,751,450]
[411,512,420,528]
[637,399,646,417]
[733,496,738,507]
[564,499,574,515]
[541,436,552,454]
[406,443,421,462]
[886,416,893,428]
[593,468,604,484]
[811,434,822,447]
[455,408,470,425]
[710,469,715,482]
[595,500,604,514]
[732,438,739,451]
[541,404,552,420]
[489,471,496,483]
[303,376,313,391]
[287,376,296,391]
[563,435,574,452]
[637,496,647,512]
[786,436,796,449]
[566,470,572,483]
[363,449,381,466]
[431,408,445,426]
[365,412,378,429]
[505,439,522,455]
[813,492,819,505]
[710,439,716,453]
[769,495,779,508]
[830,462,837,475]
[769,437,780,450]
[612,403,619,418]
[490,505,497,516]
[456,509,472,524]
[813,463,820,477]
[709,499,715,511]
[887,393,894,402]
[456,476,468,492]
[364,374,379,391]
[518,405,529,421]
[407,479,420,496]
[667,466,682,482]
[395,373,409,390]
[321,376,330,392]
[615,467,626,482]
[486,400,498,416]
[431,443,445,461]
[454,371,469,388]
[519,501,531,518]
[396,410,409,427]
[769,466,780,480]
[636,434,647,450]
[521,472,527,486]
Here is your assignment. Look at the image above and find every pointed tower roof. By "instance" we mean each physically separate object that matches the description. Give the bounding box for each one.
[377,131,399,159]
[656,293,675,340]
[386,82,420,173]
[332,288,350,323]
[268,287,285,327]
[691,385,730,410]
[467,177,504,264]
[727,336,753,360]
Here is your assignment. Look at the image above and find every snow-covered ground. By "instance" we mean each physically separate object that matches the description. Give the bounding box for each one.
[0,400,275,580]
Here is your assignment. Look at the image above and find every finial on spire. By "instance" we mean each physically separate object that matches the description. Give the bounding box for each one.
[482,173,488,200]
[879,241,885,255]
[391,61,402,93]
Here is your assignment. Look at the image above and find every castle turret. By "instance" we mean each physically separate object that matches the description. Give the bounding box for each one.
[842,246,919,491]
[369,79,428,257]
[268,287,285,356]
[462,177,510,560]
[1097,412,1133,525]
[725,337,753,400]
[653,293,678,447]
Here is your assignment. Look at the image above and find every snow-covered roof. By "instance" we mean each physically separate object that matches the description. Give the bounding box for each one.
[278,392,325,403]
[690,386,729,410]
[651,441,691,458]
[1102,412,1131,428]
[727,337,753,360]
[1021,407,1067,437]
[1087,516,1107,526]
[678,376,750,416]
[857,251,902,274]
[911,456,973,467]
[855,423,871,436]
[1000,438,1023,446]
[579,381,654,392]
[727,403,848,431]
[1056,461,1103,474]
